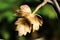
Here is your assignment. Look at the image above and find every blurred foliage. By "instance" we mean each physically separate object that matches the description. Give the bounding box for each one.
[0,0,16,10]
[38,4,58,19]
[17,36,26,40]
[1,29,10,40]
[0,0,60,40]
[4,11,15,22]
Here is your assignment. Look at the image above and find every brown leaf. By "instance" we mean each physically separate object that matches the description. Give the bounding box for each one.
[25,14,43,32]
[15,18,31,36]
[14,5,43,36]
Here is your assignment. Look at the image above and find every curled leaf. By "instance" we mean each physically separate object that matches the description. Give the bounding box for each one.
[15,18,31,36]
[14,5,43,36]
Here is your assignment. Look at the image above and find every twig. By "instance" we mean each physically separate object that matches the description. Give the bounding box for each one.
[32,0,60,14]
[32,0,53,14]
[32,0,47,14]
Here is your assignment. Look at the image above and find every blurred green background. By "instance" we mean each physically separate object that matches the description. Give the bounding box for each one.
[0,0,60,40]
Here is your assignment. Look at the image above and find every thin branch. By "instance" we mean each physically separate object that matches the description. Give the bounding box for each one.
[32,0,53,14]
[32,0,60,14]
[32,0,47,14]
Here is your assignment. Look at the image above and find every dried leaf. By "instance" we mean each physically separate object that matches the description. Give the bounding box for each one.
[25,14,43,32]
[14,5,43,36]
[15,18,31,36]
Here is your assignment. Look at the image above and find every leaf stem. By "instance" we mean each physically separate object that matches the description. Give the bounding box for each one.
[32,0,47,14]
[32,0,60,14]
